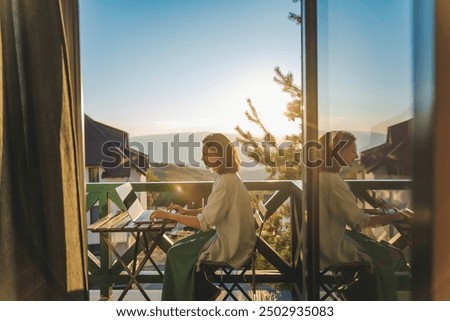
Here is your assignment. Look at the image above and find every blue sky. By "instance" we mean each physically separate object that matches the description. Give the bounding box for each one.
[80,0,412,141]
[80,0,302,137]
[318,0,413,135]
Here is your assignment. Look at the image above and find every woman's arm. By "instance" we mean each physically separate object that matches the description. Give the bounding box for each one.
[367,210,410,227]
[183,208,203,216]
[167,204,203,216]
[151,209,201,229]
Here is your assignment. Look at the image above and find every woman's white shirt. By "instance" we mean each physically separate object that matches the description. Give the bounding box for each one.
[319,172,372,269]
[197,173,256,269]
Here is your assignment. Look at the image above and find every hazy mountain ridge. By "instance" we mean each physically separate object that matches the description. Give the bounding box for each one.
[132,131,387,181]
[149,162,268,181]
[132,131,386,159]
[150,163,216,181]
[132,131,267,180]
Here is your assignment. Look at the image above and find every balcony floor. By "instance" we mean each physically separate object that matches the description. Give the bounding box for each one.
[89,288,411,301]
[89,283,297,301]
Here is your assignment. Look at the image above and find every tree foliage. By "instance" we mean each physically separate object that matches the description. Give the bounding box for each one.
[146,169,160,208]
[235,67,303,267]
[235,67,303,180]
[288,0,302,25]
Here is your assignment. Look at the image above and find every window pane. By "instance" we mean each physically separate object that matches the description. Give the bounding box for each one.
[317,0,413,300]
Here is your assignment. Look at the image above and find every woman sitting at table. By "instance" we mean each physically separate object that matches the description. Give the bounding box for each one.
[151,133,256,300]
[318,131,411,300]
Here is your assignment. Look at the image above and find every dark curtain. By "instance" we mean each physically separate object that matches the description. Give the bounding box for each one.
[0,0,88,300]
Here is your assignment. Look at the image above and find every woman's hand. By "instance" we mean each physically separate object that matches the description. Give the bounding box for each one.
[368,207,413,227]
[167,204,186,215]
[150,209,170,221]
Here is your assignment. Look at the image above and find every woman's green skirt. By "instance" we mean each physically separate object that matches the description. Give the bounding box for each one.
[161,230,216,301]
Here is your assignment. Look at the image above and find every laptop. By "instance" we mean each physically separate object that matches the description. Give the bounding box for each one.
[115,182,155,224]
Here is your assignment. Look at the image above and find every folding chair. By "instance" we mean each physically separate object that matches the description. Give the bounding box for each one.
[201,201,267,301]
[319,262,367,301]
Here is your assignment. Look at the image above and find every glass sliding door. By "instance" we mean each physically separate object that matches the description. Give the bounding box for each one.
[302,0,416,300]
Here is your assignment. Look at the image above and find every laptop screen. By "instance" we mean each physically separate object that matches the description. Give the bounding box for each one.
[123,189,137,209]
[115,183,145,220]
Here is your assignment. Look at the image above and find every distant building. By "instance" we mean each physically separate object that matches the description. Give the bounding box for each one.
[361,119,413,179]
[360,119,413,242]
[84,114,150,183]
[84,114,150,254]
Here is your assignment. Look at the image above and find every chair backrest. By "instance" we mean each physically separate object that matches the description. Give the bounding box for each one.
[253,200,268,250]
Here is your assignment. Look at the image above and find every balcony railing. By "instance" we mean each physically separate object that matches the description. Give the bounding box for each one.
[86,180,303,299]
[86,179,412,300]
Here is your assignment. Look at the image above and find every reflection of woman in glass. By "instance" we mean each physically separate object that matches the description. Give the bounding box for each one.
[318,131,410,300]
[151,133,256,300]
